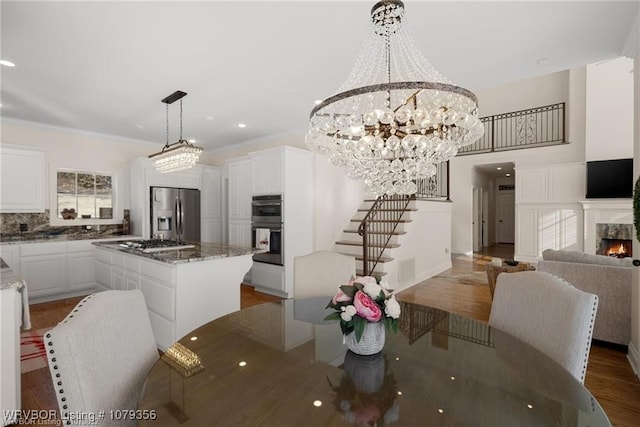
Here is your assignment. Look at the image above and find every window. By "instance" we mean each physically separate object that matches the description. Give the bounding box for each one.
[56,170,113,219]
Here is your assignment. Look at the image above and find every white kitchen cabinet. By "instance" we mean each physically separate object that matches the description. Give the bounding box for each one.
[201,166,223,242]
[229,219,251,247]
[246,146,314,298]
[21,242,67,299]
[251,262,285,294]
[227,157,252,220]
[67,241,96,292]
[250,149,283,195]
[0,144,45,213]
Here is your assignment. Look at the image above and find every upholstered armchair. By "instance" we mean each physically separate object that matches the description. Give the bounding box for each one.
[45,290,159,426]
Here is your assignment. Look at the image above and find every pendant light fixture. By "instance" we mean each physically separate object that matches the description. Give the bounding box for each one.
[305,1,484,196]
[149,90,203,173]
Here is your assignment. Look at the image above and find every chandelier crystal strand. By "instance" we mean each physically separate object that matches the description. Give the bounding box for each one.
[306,0,484,196]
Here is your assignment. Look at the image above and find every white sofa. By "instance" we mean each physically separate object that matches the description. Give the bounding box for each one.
[537,249,632,346]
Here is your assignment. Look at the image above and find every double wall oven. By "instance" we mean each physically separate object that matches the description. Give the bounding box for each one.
[251,195,283,266]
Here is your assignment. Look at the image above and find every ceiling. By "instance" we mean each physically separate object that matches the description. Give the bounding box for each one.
[474,162,515,178]
[1,1,638,153]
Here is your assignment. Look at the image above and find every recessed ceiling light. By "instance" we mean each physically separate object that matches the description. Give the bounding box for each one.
[496,167,502,171]
[313,400,322,407]
[506,173,511,177]
[237,123,246,128]
[0,60,16,67]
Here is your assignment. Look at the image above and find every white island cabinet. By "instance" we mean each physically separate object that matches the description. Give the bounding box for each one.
[93,242,255,351]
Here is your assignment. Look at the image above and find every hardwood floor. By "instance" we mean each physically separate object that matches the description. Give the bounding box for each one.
[395,245,640,427]
[20,249,640,426]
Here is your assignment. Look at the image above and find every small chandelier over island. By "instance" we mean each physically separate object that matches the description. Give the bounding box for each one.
[149,90,203,173]
[305,0,484,196]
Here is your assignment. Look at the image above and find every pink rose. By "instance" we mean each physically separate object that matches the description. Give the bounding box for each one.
[353,291,382,322]
[332,290,352,305]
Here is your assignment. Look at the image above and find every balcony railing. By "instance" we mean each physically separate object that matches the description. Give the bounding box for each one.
[413,103,566,200]
[459,102,566,155]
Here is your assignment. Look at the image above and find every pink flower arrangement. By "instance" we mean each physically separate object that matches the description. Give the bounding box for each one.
[325,276,400,342]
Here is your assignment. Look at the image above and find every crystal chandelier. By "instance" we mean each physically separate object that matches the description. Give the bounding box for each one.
[305,0,484,196]
[149,90,203,173]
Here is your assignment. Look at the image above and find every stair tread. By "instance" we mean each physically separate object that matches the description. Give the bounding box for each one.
[340,253,394,263]
[335,240,400,248]
[344,229,407,235]
[350,218,412,223]
[357,208,417,212]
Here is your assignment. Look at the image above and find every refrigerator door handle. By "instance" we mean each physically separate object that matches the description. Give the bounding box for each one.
[174,197,180,239]
[178,197,184,240]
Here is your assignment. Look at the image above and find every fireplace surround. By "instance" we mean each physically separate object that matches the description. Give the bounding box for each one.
[580,200,633,256]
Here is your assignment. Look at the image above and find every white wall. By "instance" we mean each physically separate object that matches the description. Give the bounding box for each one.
[450,69,586,254]
[476,70,569,117]
[0,119,159,221]
[586,57,634,161]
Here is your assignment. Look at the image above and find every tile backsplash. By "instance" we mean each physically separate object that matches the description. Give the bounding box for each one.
[0,210,124,241]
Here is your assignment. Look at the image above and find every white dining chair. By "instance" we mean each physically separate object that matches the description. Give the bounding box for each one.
[293,250,356,298]
[44,290,159,426]
[489,270,598,384]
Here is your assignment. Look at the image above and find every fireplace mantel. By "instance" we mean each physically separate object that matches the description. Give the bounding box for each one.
[580,199,632,211]
[580,199,633,255]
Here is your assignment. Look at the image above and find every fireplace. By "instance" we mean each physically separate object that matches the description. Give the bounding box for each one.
[595,223,633,258]
[598,238,632,258]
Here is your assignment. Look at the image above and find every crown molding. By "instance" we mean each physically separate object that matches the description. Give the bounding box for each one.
[0,117,161,147]
[622,7,640,59]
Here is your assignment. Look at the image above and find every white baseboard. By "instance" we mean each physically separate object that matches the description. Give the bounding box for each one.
[628,341,640,380]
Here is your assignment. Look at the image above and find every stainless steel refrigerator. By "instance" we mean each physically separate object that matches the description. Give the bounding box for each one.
[150,187,201,241]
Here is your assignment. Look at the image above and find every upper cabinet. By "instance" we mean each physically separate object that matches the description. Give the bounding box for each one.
[227,157,252,220]
[250,148,283,195]
[201,166,223,243]
[516,163,585,204]
[0,144,45,213]
[129,158,222,240]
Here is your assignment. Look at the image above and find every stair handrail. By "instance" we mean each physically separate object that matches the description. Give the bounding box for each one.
[358,194,412,276]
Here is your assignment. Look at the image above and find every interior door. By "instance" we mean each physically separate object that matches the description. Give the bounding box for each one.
[498,192,515,244]
[473,187,480,252]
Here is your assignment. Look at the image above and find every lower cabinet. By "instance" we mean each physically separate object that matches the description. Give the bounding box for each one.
[1,238,128,303]
[251,261,285,296]
[20,242,68,299]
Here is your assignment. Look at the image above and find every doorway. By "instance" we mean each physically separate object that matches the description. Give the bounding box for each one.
[472,162,516,251]
[497,191,515,243]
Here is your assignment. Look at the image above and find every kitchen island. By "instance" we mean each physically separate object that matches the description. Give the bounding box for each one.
[93,241,256,350]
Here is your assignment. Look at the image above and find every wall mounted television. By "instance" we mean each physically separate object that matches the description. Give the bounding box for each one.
[585,158,633,199]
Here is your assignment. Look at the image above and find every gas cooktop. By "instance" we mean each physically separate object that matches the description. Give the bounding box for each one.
[119,240,195,253]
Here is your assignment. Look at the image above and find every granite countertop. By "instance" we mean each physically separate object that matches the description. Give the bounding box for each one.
[92,241,260,265]
[0,257,21,289]
[1,234,142,245]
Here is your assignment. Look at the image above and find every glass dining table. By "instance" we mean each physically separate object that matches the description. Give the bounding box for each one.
[137,297,610,426]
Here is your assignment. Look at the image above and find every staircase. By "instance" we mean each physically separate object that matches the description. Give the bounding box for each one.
[335,195,416,278]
